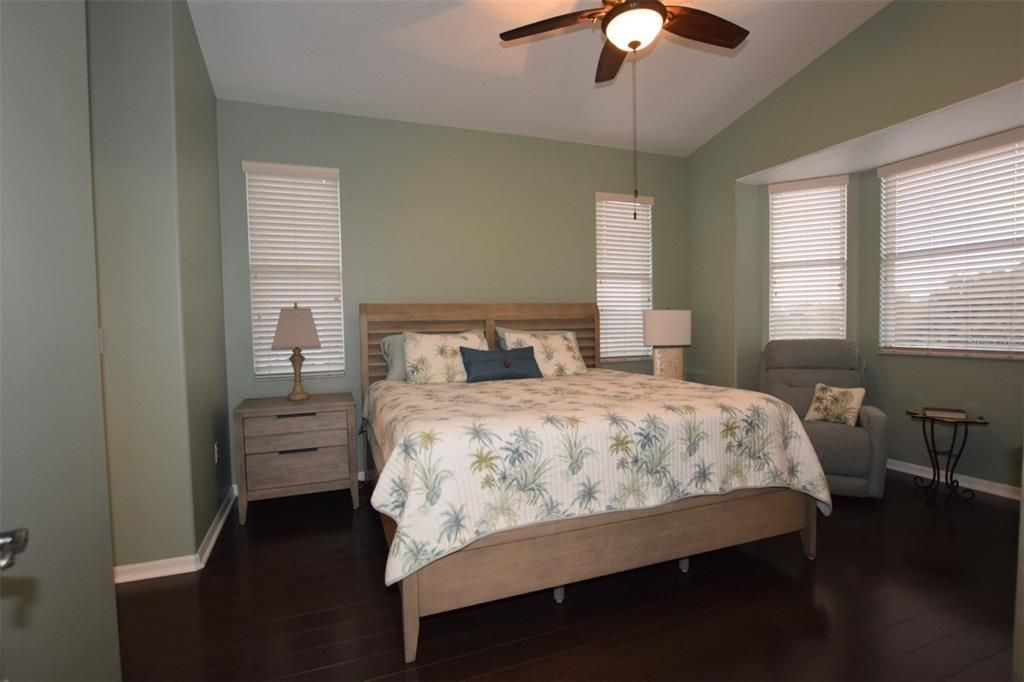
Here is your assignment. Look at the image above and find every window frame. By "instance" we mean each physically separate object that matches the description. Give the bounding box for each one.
[877,128,1024,360]
[767,175,850,342]
[595,191,655,362]
[243,160,346,379]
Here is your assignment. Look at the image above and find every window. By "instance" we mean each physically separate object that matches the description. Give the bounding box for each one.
[596,192,653,360]
[244,161,345,376]
[768,176,849,340]
[878,129,1023,357]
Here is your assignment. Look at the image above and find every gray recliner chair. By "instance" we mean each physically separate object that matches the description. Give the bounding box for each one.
[759,339,887,498]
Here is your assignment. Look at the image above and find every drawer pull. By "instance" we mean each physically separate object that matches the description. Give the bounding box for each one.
[277,412,317,419]
[279,447,318,455]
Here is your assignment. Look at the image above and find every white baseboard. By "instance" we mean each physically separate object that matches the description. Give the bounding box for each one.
[114,485,238,584]
[197,484,237,566]
[112,554,200,583]
[887,459,1021,501]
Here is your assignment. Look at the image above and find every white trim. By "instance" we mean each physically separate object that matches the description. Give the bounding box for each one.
[879,347,1023,361]
[113,486,238,584]
[887,459,1021,501]
[241,160,338,180]
[877,126,1023,178]
[595,191,654,205]
[768,174,848,194]
[113,555,199,584]
[197,485,237,567]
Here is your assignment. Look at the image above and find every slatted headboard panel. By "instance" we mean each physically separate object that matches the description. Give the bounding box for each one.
[360,303,601,396]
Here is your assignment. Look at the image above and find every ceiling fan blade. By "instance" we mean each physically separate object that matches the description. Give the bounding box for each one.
[663,6,749,49]
[500,8,604,41]
[595,41,627,83]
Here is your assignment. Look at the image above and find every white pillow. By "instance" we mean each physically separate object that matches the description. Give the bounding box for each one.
[497,328,587,377]
[403,330,488,384]
[804,383,865,426]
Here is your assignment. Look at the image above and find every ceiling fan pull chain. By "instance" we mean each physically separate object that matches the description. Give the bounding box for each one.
[632,49,639,221]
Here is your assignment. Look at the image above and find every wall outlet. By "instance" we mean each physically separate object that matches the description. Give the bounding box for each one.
[213,441,219,464]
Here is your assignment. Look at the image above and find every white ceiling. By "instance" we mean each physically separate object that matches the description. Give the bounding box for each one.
[188,0,888,157]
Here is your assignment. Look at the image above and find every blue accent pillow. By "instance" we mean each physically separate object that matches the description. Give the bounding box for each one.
[459,347,543,383]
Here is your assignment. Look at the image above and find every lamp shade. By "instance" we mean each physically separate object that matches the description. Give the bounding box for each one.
[271,305,322,350]
[643,310,691,346]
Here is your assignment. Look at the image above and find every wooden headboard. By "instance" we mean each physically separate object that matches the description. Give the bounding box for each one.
[359,303,600,396]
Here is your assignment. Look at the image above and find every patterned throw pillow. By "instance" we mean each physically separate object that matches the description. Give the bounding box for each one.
[496,328,587,377]
[805,383,865,426]
[403,330,488,384]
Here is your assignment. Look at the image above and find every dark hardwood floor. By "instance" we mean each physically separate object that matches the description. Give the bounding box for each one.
[116,472,1019,681]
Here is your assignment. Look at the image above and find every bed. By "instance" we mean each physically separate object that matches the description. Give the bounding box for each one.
[360,302,831,663]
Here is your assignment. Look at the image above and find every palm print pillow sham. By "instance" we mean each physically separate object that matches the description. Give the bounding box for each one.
[804,383,865,426]
[403,330,488,384]
[496,328,587,377]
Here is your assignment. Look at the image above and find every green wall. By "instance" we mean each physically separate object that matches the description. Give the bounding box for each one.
[172,0,232,546]
[685,0,1024,486]
[89,0,195,564]
[686,0,1024,386]
[217,100,688,473]
[90,0,230,565]
[0,0,122,676]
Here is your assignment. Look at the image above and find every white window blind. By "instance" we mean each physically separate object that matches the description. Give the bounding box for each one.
[768,176,849,340]
[878,128,1024,357]
[596,192,653,360]
[244,161,345,377]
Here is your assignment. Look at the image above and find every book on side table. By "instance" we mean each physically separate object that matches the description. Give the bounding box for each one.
[921,407,968,420]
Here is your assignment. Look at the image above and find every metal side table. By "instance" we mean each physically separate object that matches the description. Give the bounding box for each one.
[906,410,989,500]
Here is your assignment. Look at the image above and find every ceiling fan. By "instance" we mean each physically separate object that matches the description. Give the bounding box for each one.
[499,0,749,82]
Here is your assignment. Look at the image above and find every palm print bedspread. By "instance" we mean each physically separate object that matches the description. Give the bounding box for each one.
[367,369,832,585]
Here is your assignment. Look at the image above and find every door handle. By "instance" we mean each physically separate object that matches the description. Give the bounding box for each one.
[0,528,29,570]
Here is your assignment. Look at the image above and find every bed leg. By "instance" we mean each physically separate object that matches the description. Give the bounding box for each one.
[553,586,565,604]
[401,573,420,663]
[678,557,690,573]
[801,498,817,560]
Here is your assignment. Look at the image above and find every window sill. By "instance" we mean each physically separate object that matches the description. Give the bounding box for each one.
[254,370,346,381]
[879,347,1023,361]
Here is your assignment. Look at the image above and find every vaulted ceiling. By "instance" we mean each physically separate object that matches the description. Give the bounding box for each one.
[189,0,887,157]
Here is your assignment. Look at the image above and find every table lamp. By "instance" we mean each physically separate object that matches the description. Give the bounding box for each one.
[272,303,322,401]
[643,310,691,380]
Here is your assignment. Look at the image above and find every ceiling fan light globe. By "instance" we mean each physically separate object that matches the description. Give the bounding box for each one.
[604,6,665,52]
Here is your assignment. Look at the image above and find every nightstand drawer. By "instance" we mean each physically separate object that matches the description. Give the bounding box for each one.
[246,446,349,491]
[244,410,347,437]
[245,428,346,455]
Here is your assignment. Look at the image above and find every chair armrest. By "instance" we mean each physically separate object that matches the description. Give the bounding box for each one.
[858,405,888,498]
[859,405,886,432]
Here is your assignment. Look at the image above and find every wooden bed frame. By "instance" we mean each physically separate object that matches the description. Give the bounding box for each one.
[359,302,818,663]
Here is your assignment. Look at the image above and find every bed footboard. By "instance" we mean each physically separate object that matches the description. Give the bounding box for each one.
[389,488,818,663]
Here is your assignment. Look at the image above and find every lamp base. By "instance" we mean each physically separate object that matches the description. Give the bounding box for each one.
[288,348,310,401]
[652,347,684,381]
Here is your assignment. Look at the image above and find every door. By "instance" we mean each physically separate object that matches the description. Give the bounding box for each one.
[0,1,121,678]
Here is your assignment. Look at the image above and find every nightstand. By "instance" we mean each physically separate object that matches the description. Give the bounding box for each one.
[233,392,358,524]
